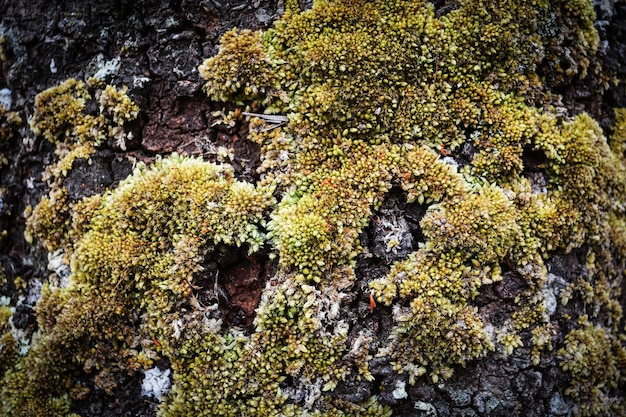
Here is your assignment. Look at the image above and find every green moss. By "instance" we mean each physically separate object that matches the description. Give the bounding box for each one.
[421,183,520,264]
[4,154,278,416]
[24,187,71,252]
[611,108,626,155]
[199,29,282,104]
[160,278,357,416]
[70,154,273,294]
[266,142,395,281]
[202,0,623,401]
[558,316,626,417]
[0,104,22,166]
[29,78,138,179]
[29,78,97,144]
[0,36,7,62]
[0,302,18,377]
[201,0,619,407]
[25,78,139,252]
[9,0,626,415]
[14,151,388,416]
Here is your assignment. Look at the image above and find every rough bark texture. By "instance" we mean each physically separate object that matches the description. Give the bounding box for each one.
[1,1,626,417]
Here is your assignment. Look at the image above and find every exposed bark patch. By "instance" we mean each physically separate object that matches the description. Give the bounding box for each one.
[222,253,266,327]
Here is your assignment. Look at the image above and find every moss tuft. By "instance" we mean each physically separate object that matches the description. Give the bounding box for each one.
[9,0,626,415]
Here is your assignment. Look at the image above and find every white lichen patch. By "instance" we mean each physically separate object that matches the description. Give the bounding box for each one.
[7,309,31,356]
[141,367,171,401]
[542,273,567,316]
[47,249,71,287]
[392,380,408,400]
[25,279,42,306]
[0,88,11,109]
[0,295,9,307]
[89,54,121,81]
[414,400,437,416]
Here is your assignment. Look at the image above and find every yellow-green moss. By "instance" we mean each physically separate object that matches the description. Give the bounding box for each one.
[200,0,623,405]
[160,278,361,416]
[611,108,626,155]
[3,154,279,416]
[266,142,395,281]
[12,151,389,416]
[24,187,70,251]
[558,316,626,417]
[0,303,18,376]
[25,78,139,252]
[9,0,626,415]
[29,78,138,180]
[0,104,22,166]
[70,154,273,295]
[0,36,7,62]
[30,78,97,144]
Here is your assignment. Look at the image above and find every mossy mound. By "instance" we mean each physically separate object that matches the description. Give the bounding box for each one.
[3,0,626,416]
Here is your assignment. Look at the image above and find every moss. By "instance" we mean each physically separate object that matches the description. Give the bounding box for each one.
[4,154,278,416]
[9,0,626,415]
[25,78,139,252]
[0,303,18,377]
[370,246,497,381]
[202,0,623,402]
[69,154,273,294]
[558,316,626,417]
[266,142,395,281]
[0,288,133,417]
[29,78,138,180]
[24,187,71,252]
[0,104,22,166]
[0,36,7,62]
[420,183,520,264]
[611,108,626,155]
[29,78,96,144]
[199,29,282,104]
[160,278,356,416]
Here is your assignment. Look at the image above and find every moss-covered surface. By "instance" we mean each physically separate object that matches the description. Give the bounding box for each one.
[1,0,626,416]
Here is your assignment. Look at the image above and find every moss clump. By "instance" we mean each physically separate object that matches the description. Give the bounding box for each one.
[611,108,626,155]
[266,143,395,281]
[370,184,518,381]
[25,78,139,252]
[200,0,624,406]
[11,0,626,415]
[0,104,22,166]
[558,316,626,417]
[12,152,387,416]
[70,154,273,296]
[0,302,18,377]
[29,78,137,147]
[160,279,362,416]
[29,78,138,182]
[200,29,282,104]
[3,154,276,416]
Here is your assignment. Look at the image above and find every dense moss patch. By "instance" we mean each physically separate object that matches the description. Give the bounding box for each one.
[3,0,625,416]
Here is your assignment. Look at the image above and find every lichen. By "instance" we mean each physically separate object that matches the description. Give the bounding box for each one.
[7,0,626,416]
